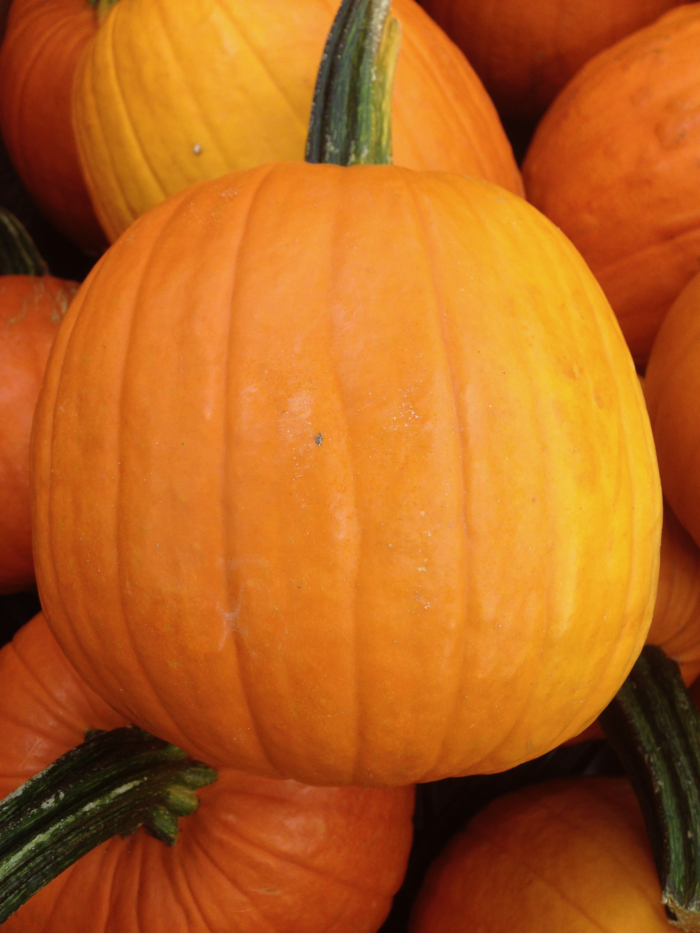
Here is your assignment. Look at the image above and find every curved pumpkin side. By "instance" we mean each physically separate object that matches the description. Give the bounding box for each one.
[522,4,700,367]
[0,0,107,254]
[71,0,522,242]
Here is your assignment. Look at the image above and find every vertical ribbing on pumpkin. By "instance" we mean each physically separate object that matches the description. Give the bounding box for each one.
[0,207,48,276]
[600,647,700,931]
[305,0,401,167]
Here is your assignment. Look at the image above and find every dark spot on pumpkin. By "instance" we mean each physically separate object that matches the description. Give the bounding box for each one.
[315,433,323,445]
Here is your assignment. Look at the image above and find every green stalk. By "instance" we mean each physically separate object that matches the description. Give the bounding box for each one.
[87,0,120,25]
[305,0,401,166]
[0,726,216,924]
[600,646,700,930]
[0,207,48,276]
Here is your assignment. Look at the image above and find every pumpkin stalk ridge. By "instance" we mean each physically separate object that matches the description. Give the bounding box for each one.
[0,726,216,924]
[600,646,700,931]
[305,0,401,166]
[0,208,49,276]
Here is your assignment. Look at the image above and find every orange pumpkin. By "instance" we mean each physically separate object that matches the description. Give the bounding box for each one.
[645,270,700,551]
[418,0,683,126]
[523,4,700,367]
[0,211,78,593]
[0,613,415,931]
[71,0,522,243]
[409,778,670,932]
[31,148,661,785]
[0,0,107,254]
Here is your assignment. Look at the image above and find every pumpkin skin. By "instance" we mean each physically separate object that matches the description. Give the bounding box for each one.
[409,777,669,932]
[0,0,107,254]
[522,4,700,367]
[31,163,661,787]
[0,275,78,593]
[71,0,522,243]
[644,271,700,558]
[0,613,415,933]
[418,0,683,126]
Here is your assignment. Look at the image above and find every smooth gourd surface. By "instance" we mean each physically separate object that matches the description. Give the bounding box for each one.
[409,778,670,932]
[71,0,523,242]
[0,614,415,933]
[32,163,661,787]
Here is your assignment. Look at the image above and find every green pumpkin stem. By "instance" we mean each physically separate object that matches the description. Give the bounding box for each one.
[0,207,48,276]
[0,726,216,924]
[87,0,120,25]
[600,646,700,931]
[305,0,401,166]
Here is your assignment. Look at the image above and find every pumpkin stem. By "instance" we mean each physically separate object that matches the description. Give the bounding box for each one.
[0,208,49,276]
[87,0,120,25]
[0,726,216,924]
[600,646,700,931]
[305,0,401,166]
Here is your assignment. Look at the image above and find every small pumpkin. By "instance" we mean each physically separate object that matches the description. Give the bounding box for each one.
[31,0,661,787]
[0,0,107,254]
[0,612,415,931]
[71,0,522,243]
[0,209,78,593]
[409,777,670,932]
[644,269,700,550]
[523,4,700,367]
[418,0,683,127]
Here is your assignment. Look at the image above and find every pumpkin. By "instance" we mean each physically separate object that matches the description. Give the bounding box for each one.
[0,0,107,254]
[645,270,700,551]
[0,210,78,593]
[418,0,683,127]
[0,612,415,931]
[409,777,670,932]
[31,0,660,788]
[522,4,700,368]
[70,0,522,243]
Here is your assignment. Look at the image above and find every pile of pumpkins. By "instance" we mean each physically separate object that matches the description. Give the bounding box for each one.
[2,0,700,930]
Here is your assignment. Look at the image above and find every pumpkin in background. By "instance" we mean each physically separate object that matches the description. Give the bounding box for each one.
[409,778,670,932]
[418,0,682,127]
[71,0,522,243]
[1,613,415,932]
[0,210,78,593]
[31,148,661,786]
[645,269,700,549]
[0,0,107,254]
[523,4,700,367]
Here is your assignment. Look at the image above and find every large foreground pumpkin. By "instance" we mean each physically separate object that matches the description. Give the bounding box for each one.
[71,0,522,243]
[31,158,661,786]
[1,614,414,931]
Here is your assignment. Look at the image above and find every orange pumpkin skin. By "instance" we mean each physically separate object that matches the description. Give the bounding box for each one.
[645,270,700,550]
[409,778,669,932]
[567,499,700,743]
[71,0,522,243]
[0,275,77,593]
[418,0,682,126]
[522,5,700,367]
[31,163,661,787]
[0,613,415,933]
[0,0,107,254]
